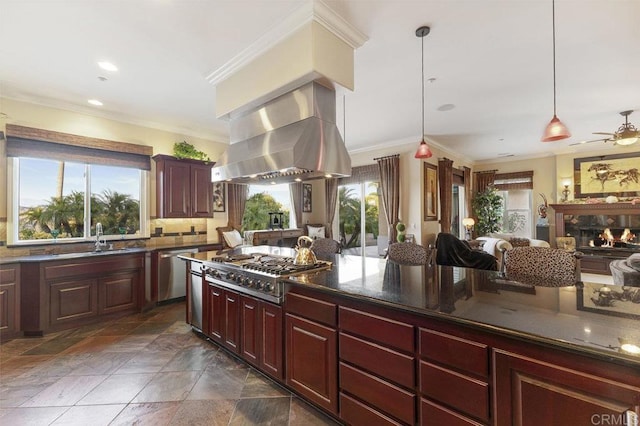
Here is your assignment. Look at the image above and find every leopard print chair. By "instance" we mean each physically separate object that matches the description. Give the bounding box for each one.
[310,238,342,258]
[502,246,582,287]
[388,242,431,266]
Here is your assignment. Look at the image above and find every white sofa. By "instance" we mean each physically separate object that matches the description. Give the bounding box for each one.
[477,233,550,269]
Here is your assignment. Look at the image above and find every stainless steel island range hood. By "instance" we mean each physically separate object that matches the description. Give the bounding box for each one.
[212,82,351,184]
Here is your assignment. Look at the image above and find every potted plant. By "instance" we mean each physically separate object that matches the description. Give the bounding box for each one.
[173,141,210,162]
[472,185,503,236]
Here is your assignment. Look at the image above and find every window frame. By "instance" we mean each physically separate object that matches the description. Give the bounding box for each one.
[7,157,148,246]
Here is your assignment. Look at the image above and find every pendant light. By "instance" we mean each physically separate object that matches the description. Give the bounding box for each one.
[542,0,571,142]
[415,25,433,158]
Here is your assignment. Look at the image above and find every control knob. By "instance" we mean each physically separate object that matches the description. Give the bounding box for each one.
[226,272,234,280]
[264,283,273,292]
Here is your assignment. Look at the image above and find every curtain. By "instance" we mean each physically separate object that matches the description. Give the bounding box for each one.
[438,158,454,233]
[325,178,338,239]
[463,166,472,219]
[290,182,303,229]
[227,183,248,230]
[473,170,496,195]
[376,155,400,244]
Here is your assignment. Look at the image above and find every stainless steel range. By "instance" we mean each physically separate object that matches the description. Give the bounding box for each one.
[202,252,331,304]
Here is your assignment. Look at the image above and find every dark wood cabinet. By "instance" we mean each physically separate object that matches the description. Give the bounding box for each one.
[418,328,490,425]
[494,350,640,426]
[241,295,260,365]
[49,278,98,325]
[153,154,214,218]
[223,290,240,352]
[207,285,224,342]
[20,254,144,335]
[208,287,283,377]
[260,301,283,380]
[286,313,338,415]
[207,284,240,354]
[0,264,21,340]
[99,272,139,315]
[239,295,283,379]
[285,290,338,415]
[338,306,417,425]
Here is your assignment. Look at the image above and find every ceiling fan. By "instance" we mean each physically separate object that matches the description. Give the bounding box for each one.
[570,110,640,146]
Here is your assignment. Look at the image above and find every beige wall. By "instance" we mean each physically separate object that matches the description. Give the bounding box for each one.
[3,97,629,253]
[0,98,230,251]
[350,140,473,247]
[475,155,557,235]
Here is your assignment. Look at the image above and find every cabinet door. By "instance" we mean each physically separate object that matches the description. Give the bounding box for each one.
[190,163,213,217]
[241,295,260,365]
[224,290,240,353]
[99,272,139,315]
[208,285,224,343]
[261,302,283,380]
[49,278,98,326]
[286,313,338,415]
[161,159,190,218]
[494,350,640,426]
[0,264,20,338]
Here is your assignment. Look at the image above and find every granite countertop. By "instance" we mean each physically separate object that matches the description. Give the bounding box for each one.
[0,240,224,264]
[283,254,640,366]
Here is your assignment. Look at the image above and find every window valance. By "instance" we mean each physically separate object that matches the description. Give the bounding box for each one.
[5,124,153,170]
[493,171,534,190]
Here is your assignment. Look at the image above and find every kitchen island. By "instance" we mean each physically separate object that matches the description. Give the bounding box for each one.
[184,249,640,425]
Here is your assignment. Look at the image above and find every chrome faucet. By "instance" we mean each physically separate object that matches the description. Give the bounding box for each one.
[95,222,107,251]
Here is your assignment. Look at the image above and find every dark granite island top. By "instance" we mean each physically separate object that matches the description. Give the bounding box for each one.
[284,254,640,367]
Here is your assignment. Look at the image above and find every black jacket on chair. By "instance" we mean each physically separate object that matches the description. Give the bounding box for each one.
[435,233,497,271]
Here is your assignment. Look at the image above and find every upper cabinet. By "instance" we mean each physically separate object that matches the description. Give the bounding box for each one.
[153,155,215,218]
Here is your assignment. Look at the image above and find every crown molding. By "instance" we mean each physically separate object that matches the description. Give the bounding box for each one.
[205,0,368,86]
[2,94,229,144]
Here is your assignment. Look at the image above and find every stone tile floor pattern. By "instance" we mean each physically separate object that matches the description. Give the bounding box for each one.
[0,302,340,425]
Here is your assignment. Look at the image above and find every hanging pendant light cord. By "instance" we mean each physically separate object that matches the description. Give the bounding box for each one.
[421,33,425,140]
[552,0,557,116]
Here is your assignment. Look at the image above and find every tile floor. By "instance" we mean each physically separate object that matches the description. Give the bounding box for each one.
[0,302,340,425]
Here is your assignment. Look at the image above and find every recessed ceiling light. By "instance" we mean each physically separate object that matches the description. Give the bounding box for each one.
[88,99,103,106]
[98,61,118,72]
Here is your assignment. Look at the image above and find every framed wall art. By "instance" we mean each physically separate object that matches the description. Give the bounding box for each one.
[424,163,438,221]
[574,151,640,198]
[303,183,312,212]
[213,182,225,212]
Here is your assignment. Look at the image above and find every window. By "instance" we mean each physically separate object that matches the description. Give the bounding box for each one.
[6,124,152,245]
[494,171,534,238]
[242,184,293,231]
[498,189,532,237]
[12,158,145,243]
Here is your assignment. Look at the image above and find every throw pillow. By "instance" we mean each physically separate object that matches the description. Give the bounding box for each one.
[509,237,530,248]
[307,226,325,240]
[223,230,244,248]
[627,253,640,272]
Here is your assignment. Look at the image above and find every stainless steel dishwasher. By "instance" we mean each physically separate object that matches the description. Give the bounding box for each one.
[158,248,198,302]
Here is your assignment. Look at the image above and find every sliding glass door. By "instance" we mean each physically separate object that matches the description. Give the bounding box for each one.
[338,181,385,258]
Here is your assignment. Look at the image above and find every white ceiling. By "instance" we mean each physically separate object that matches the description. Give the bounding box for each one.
[1,0,639,163]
